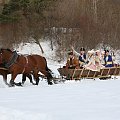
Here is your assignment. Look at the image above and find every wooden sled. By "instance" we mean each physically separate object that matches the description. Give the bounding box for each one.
[58,65,120,80]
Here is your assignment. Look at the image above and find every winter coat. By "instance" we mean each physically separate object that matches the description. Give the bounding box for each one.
[66,57,80,69]
[104,55,114,67]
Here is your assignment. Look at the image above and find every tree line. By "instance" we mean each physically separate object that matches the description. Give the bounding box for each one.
[0,0,120,60]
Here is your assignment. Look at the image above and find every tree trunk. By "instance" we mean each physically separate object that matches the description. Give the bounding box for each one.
[50,39,53,51]
[35,38,44,54]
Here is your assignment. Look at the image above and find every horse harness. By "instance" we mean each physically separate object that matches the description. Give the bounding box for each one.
[1,50,49,74]
[4,51,18,69]
[3,51,29,73]
[21,55,29,74]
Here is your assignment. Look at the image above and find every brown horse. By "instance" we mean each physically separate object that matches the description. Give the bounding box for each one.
[0,49,53,87]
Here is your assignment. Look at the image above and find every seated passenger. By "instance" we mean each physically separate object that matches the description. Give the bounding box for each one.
[104,50,114,67]
[66,51,80,69]
[84,50,104,71]
[94,50,105,71]
[84,50,97,71]
[100,51,106,65]
[71,46,87,67]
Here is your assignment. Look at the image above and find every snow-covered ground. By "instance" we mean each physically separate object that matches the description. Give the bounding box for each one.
[0,42,120,120]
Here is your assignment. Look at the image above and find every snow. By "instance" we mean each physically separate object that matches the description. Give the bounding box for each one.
[0,41,120,120]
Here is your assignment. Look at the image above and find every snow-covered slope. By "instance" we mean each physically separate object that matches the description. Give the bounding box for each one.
[0,42,120,120]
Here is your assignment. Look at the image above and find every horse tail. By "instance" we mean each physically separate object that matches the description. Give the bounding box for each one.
[43,57,53,79]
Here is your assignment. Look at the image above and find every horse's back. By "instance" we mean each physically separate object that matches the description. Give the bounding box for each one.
[28,54,46,68]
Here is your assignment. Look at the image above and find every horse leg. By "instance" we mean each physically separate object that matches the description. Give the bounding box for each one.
[2,73,9,86]
[22,74,33,84]
[9,73,18,87]
[43,57,53,85]
[35,75,40,85]
[22,74,35,85]
[46,72,53,85]
[22,74,26,84]
[26,74,36,85]
[33,71,40,85]
[34,74,40,85]
[41,70,53,85]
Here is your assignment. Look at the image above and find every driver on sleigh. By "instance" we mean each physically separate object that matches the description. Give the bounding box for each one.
[65,51,80,69]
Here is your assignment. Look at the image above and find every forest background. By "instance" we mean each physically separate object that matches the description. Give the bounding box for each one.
[0,0,120,61]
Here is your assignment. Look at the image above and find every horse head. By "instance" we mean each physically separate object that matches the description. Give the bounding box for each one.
[0,48,14,65]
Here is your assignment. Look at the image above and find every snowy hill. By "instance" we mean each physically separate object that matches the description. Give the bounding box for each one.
[0,42,120,120]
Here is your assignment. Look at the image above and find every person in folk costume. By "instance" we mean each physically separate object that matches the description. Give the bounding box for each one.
[111,50,116,65]
[66,51,80,69]
[104,50,114,67]
[84,50,96,71]
[71,46,87,67]
[84,50,104,71]
[94,50,105,71]
[100,51,106,65]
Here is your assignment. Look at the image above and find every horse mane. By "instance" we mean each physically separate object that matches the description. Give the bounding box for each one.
[1,48,13,52]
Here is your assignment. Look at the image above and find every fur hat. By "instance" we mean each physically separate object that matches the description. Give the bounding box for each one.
[95,50,100,56]
[80,47,85,51]
[68,51,73,55]
[104,50,109,53]
[101,51,105,55]
[95,50,100,53]
[88,49,95,54]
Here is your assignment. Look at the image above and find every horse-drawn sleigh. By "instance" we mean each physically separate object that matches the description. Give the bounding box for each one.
[0,48,119,87]
[58,65,120,80]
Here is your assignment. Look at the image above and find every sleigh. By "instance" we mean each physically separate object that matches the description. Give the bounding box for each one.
[58,65,120,80]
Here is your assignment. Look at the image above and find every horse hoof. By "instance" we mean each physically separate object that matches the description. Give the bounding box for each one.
[48,82,53,85]
[31,82,37,85]
[9,80,15,87]
[22,81,25,85]
[14,82,22,86]
[35,83,39,85]
[8,84,15,87]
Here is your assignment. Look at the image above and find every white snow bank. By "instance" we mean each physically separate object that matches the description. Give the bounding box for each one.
[0,106,52,120]
[16,41,56,60]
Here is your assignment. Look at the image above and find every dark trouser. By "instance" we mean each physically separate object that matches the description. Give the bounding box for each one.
[68,66,76,69]
[105,64,114,67]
